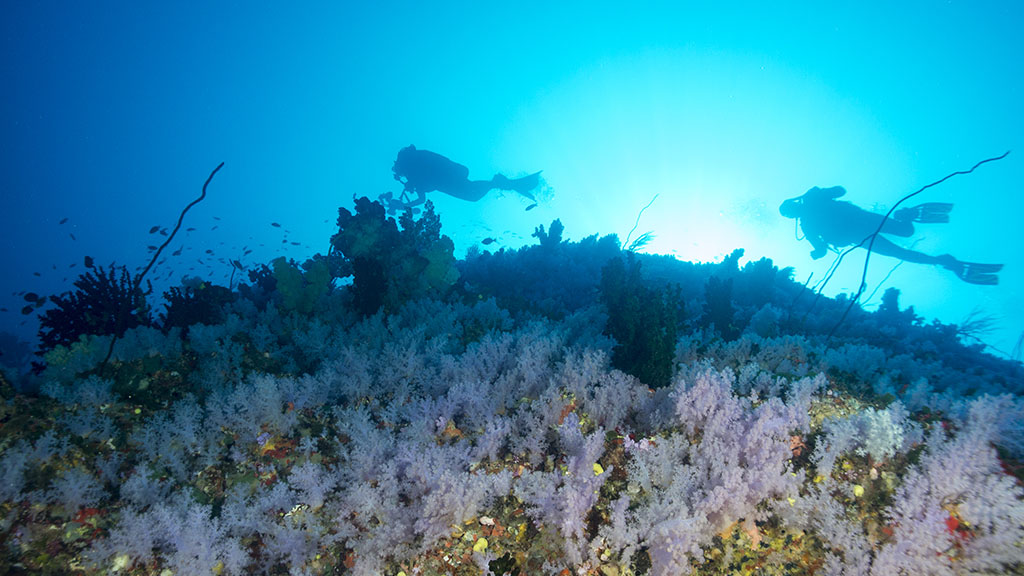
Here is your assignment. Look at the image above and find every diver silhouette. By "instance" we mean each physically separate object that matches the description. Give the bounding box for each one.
[383,145,541,213]
[779,186,1003,285]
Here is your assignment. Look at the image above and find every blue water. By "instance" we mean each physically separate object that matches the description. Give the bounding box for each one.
[2,5,1024,574]
[2,2,1021,360]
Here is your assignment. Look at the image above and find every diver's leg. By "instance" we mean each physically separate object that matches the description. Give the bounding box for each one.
[877,217,915,238]
[442,180,492,202]
[868,236,941,264]
[872,236,1003,284]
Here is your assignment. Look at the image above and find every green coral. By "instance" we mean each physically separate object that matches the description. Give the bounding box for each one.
[599,252,684,388]
[271,257,331,315]
[330,197,459,316]
[41,334,112,384]
[531,218,564,249]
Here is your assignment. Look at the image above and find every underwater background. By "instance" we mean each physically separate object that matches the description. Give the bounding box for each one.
[2,1,1022,358]
[1,2,1023,575]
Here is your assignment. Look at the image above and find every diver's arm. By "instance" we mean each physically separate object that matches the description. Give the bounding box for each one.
[805,186,846,201]
[808,234,830,259]
[403,190,427,209]
[823,186,846,199]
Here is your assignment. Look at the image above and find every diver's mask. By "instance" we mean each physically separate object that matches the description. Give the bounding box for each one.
[779,198,802,219]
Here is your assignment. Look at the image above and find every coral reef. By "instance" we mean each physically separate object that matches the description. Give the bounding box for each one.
[270,257,332,316]
[37,265,151,355]
[599,252,683,388]
[159,281,237,333]
[4,201,1023,576]
[330,197,458,316]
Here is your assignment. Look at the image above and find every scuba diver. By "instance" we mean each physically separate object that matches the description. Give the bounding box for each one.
[779,186,1003,285]
[381,145,541,214]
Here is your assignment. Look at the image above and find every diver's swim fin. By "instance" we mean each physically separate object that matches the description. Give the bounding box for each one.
[896,202,954,223]
[940,256,1003,285]
[493,171,542,201]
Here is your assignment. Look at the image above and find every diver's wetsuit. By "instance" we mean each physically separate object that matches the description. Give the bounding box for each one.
[390,145,540,208]
[779,186,1001,285]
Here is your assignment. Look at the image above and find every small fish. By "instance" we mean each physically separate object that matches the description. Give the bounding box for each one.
[525,203,538,211]
[84,255,94,268]
[33,272,41,277]
[205,249,213,254]
[69,233,76,240]
[213,216,221,221]
[198,259,204,264]
[172,249,182,256]
[149,225,160,234]
[159,228,169,236]
[147,245,158,251]
[481,237,497,245]
[290,241,300,246]
[243,249,252,255]
[0,307,7,312]
[23,292,39,302]
[271,222,281,228]
[59,217,69,224]
[186,227,196,232]
[69,263,76,268]
[231,259,243,270]
[211,226,218,230]
[21,305,33,315]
